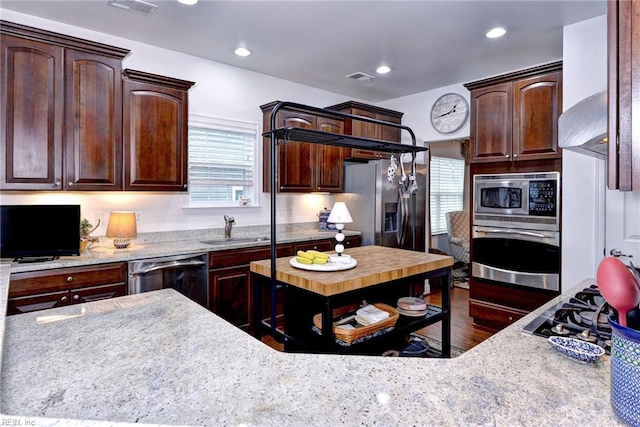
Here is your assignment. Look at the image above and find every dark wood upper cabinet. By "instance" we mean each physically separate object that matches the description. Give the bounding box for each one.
[608,0,640,191]
[64,49,123,190]
[122,70,195,191]
[261,102,344,193]
[465,62,563,164]
[0,21,129,191]
[325,101,404,161]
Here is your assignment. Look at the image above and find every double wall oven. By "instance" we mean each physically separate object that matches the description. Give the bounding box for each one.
[472,172,561,292]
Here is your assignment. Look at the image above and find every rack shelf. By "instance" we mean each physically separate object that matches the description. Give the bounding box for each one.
[263,127,428,154]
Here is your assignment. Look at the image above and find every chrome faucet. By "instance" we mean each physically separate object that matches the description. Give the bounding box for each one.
[224,215,235,239]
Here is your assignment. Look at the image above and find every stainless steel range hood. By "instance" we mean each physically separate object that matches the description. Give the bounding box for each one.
[558,90,608,158]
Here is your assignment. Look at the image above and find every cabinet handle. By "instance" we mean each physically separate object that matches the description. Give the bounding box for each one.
[513,154,518,159]
[61,296,68,302]
[66,276,73,283]
[73,295,80,301]
[313,245,318,250]
[505,155,510,159]
[68,182,74,187]
[183,184,188,189]
[508,316,513,321]
[54,180,61,187]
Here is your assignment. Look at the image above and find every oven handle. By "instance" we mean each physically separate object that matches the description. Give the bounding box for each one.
[474,227,547,238]
[130,260,207,276]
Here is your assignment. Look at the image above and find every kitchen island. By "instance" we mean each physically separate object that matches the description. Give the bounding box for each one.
[0,268,622,426]
[250,245,453,355]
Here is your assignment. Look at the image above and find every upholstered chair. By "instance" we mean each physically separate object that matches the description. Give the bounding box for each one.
[445,211,470,265]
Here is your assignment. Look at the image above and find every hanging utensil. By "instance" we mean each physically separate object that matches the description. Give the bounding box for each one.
[399,153,407,184]
[407,153,418,195]
[387,154,398,183]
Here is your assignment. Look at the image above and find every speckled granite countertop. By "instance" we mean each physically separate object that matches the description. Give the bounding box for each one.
[2,223,360,274]
[0,273,622,426]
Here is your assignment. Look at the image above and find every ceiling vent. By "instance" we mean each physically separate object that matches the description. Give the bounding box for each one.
[106,0,158,16]
[346,72,375,83]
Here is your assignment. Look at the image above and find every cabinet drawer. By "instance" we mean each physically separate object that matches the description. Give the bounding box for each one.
[209,244,294,269]
[71,283,126,304]
[9,263,127,297]
[469,299,527,329]
[7,290,70,315]
[294,239,334,252]
[469,279,556,312]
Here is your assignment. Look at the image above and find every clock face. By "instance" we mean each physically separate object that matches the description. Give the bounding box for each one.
[430,93,469,135]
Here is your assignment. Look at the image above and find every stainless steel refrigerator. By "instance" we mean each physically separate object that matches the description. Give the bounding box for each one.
[335,159,427,252]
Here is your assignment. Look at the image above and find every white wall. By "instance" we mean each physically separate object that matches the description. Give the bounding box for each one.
[0,9,359,235]
[561,15,608,288]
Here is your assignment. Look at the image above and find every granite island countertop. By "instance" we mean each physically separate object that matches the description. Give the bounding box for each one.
[0,268,622,426]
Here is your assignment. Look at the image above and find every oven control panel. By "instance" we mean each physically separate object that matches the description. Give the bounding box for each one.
[529,180,557,216]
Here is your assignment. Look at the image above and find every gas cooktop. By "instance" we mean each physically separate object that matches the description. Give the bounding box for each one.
[523,283,612,354]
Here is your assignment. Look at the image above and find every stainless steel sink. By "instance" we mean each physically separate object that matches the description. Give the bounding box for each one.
[200,237,270,246]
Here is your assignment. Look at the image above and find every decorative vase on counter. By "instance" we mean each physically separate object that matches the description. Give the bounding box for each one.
[609,315,640,426]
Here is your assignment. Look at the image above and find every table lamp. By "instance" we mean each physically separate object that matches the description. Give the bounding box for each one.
[327,202,353,256]
[106,211,137,249]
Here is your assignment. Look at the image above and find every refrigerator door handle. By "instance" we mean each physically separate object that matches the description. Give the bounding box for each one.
[397,188,409,247]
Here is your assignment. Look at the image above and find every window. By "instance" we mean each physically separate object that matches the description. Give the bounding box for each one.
[187,115,258,206]
[430,156,465,234]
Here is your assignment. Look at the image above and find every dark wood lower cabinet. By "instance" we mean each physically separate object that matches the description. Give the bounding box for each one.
[7,263,127,315]
[469,278,558,330]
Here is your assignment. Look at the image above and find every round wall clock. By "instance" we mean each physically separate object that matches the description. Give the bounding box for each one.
[430,93,469,135]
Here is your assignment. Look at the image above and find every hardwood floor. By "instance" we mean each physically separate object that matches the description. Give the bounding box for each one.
[416,284,496,352]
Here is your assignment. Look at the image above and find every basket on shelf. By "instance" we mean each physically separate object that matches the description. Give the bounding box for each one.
[313,303,399,344]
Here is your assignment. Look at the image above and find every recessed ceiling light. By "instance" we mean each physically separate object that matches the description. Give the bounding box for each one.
[376,65,391,74]
[234,47,251,57]
[486,27,507,38]
[177,0,197,4]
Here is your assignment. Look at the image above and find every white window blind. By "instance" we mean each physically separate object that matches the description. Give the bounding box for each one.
[430,156,465,234]
[187,116,257,206]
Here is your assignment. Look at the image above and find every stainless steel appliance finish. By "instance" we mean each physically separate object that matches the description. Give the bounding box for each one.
[473,171,560,232]
[335,159,426,251]
[558,90,607,158]
[128,253,208,307]
[523,283,612,354]
[472,171,561,292]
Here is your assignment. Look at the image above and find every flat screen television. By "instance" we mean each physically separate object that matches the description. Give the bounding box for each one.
[1,205,81,261]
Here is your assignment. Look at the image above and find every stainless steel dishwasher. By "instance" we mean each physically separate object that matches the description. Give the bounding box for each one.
[128,253,208,307]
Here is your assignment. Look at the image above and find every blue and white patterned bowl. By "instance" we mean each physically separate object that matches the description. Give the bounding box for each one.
[547,336,605,363]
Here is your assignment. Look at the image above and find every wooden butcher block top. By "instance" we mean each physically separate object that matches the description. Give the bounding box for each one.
[249,245,454,296]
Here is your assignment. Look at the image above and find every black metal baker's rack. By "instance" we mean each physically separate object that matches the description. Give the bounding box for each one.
[259,101,429,344]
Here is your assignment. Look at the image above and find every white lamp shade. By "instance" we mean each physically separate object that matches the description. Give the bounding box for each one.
[327,202,353,224]
[106,211,137,238]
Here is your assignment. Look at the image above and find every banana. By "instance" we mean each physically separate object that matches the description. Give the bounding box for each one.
[296,250,314,260]
[307,250,329,259]
[312,257,328,264]
[296,256,313,264]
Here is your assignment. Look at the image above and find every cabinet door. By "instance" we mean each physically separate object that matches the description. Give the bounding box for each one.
[123,79,189,191]
[64,49,123,190]
[276,111,316,192]
[209,265,252,330]
[7,290,70,315]
[378,112,402,143]
[315,116,344,192]
[470,83,513,163]
[0,35,64,190]
[608,0,640,190]
[350,108,381,160]
[513,72,562,161]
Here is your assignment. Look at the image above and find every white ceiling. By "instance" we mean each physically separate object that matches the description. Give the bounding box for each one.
[1,0,606,102]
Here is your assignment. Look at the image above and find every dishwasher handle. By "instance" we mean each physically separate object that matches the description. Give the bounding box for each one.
[129,259,207,276]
